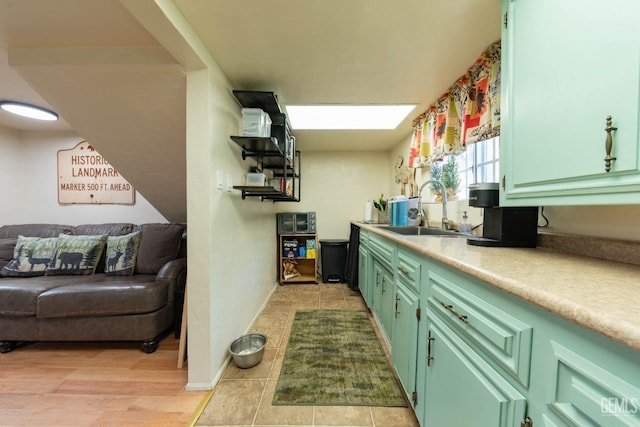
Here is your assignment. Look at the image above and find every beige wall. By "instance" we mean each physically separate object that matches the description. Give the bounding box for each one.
[277,151,390,240]
[0,127,166,225]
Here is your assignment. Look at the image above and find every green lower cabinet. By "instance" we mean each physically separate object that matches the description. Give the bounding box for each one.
[379,263,395,342]
[371,258,394,343]
[360,230,640,427]
[392,280,420,404]
[358,244,370,307]
[527,304,640,427]
[422,312,527,426]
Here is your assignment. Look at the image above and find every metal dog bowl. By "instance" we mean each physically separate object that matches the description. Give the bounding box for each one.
[229,333,267,369]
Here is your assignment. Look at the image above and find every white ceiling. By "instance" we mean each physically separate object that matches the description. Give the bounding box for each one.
[0,0,501,220]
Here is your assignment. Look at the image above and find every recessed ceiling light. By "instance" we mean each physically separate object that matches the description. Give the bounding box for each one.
[286,105,415,130]
[0,100,59,121]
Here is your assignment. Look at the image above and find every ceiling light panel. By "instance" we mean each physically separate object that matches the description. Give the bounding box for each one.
[0,101,59,121]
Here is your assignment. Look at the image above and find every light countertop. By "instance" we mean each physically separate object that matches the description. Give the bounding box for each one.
[356,222,640,352]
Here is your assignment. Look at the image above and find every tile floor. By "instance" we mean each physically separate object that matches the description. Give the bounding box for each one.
[195,282,420,427]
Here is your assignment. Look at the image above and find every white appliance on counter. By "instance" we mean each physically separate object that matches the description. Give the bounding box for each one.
[407,197,421,226]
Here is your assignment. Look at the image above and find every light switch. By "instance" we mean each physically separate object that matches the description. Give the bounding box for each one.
[226,174,233,192]
[216,170,224,190]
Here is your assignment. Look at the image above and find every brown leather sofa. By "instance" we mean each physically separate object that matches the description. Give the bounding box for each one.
[0,223,186,354]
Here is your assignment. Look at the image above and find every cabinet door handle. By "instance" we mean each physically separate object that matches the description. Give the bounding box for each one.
[427,330,435,366]
[604,115,618,172]
[395,294,400,318]
[440,302,469,324]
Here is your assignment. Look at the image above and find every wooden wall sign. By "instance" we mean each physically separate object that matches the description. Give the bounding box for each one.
[57,141,135,205]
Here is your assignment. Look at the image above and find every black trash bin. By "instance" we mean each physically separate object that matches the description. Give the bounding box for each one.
[319,239,349,283]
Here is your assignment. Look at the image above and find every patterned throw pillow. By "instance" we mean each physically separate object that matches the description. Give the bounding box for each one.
[0,236,59,277]
[104,231,141,276]
[46,234,107,275]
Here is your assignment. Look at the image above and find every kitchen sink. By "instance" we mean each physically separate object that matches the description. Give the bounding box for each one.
[378,226,464,237]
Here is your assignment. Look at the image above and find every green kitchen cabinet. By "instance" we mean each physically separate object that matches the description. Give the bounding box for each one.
[422,311,527,427]
[526,300,640,426]
[418,265,533,426]
[391,246,423,404]
[391,279,420,405]
[500,0,640,206]
[362,228,640,426]
[369,234,396,343]
[358,230,371,307]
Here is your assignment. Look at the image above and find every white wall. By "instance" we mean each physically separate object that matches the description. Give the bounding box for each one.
[0,127,166,225]
[145,4,280,389]
[0,126,23,224]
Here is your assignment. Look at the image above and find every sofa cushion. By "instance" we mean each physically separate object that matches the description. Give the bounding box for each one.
[46,234,107,275]
[104,231,141,276]
[0,275,84,316]
[73,223,135,237]
[36,275,168,319]
[0,236,59,277]
[135,223,185,274]
[0,238,17,270]
[0,224,73,239]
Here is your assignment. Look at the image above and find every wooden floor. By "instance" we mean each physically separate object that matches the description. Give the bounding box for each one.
[0,336,207,426]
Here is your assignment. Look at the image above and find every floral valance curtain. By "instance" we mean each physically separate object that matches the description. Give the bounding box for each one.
[408,40,501,168]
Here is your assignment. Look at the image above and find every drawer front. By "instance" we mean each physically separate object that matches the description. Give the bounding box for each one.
[359,229,369,245]
[428,271,533,387]
[369,233,394,270]
[544,341,640,426]
[396,247,422,292]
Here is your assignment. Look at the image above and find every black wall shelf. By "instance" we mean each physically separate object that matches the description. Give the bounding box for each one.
[230,90,300,203]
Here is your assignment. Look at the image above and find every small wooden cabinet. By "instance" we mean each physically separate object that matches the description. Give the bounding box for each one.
[278,233,318,284]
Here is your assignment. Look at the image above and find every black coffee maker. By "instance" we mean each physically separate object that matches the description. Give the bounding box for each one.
[466,183,538,248]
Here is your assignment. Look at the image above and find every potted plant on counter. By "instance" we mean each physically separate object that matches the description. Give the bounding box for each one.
[430,155,460,202]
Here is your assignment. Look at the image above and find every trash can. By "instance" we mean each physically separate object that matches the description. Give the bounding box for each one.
[319,239,349,283]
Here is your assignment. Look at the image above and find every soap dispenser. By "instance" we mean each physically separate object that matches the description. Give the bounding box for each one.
[459,211,472,235]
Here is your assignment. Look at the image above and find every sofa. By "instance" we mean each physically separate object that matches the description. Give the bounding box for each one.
[0,222,186,354]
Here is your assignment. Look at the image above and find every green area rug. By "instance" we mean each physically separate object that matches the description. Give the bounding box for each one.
[272,310,407,407]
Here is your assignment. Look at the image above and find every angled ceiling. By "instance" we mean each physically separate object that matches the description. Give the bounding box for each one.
[0,0,501,221]
[172,0,501,151]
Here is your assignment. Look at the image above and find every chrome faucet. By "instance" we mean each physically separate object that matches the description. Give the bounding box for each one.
[417,180,449,230]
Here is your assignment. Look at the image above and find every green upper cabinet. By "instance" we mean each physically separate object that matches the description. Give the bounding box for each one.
[500,0,640,206]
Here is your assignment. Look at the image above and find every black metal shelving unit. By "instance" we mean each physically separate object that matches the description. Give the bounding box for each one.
[230,90,301,202]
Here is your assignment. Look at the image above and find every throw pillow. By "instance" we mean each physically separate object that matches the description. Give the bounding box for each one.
[0,236,59,277]
[104,231,141,276]
[46,234,107,275]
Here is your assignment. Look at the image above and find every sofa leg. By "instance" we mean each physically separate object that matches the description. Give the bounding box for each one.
[141,338,159,354]
[0,341,18,353]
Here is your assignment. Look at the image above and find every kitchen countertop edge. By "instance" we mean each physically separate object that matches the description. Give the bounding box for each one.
[355,221,640,353]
